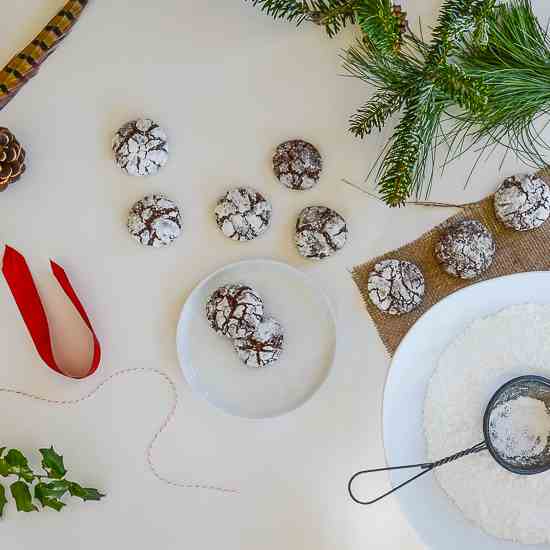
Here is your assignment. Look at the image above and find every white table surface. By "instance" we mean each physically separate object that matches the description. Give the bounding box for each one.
[0,1,548,548]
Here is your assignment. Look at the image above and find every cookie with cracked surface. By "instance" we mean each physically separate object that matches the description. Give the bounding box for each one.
[206,284,264,339]
[127,194,182,248]
[214,187,272,241]
[233,317,284,368]
[435,220,495,279]
[295,205,348,259]
[273,139,322,190]
[494,174,550,231]
[368,259,425,315]
[113,118,169,176]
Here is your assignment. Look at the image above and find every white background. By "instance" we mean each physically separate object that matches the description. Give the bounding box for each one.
[0,1,548,548]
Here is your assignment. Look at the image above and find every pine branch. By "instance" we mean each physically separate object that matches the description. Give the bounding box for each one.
[376,87,439,206]
[343,36,442,205]
[349,90,403,137]
[247,0,359,37]
[343,0,498,205]
[376,111,419,206]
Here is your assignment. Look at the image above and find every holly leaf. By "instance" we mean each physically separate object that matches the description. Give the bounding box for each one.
[5,449,35,483]
[39,447,66,479]
[0,484,7,517]
[40,497,65,512]
[35,480,70,501]
[35,482,68,512]
[68,482,105,501]
[5,449,27,467]
[10,481,37,512]
[0,459,9,477]
[0,447,7,477]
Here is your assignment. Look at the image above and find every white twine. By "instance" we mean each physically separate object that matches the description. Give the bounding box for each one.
[0,368,238,494]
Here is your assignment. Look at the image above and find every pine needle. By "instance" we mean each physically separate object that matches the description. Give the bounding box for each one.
[449,0,550,168]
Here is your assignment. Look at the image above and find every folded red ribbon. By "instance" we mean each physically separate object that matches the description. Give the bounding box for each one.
[2,246,100,379]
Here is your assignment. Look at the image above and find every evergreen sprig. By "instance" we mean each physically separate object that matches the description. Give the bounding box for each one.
[344,0,496,205]
[377,92,432,204]
[246,0,359,37]
[247,0,407,46]
[349,90,403,137]
[0,446,105,517]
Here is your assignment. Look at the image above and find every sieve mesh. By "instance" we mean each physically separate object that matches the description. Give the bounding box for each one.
[483,376,550,475]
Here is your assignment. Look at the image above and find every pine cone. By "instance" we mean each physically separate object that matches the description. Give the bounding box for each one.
[392,3,408,36]
[0,128,26,192]
[308,11,323,26]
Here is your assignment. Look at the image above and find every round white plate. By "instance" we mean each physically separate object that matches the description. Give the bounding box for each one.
[176,259,336,418]
[384,272,550,550]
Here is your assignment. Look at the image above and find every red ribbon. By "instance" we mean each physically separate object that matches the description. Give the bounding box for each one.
[2,245,101,379]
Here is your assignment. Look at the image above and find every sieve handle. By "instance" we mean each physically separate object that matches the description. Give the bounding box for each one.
[348,441,487,505]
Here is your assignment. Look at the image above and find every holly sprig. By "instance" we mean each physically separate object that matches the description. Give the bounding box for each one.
[0,446,105,516]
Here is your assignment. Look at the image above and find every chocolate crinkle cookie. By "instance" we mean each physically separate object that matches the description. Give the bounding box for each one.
[206,284,264,339]
[435,220,495,279]
[233,317,284,368]
[113,118,169,176]
[273,139,322,190]
[214,187,272,241]
[127,194,182,248]
[295,206,348,259]
[368,259,425,315]
[494,174,550,231]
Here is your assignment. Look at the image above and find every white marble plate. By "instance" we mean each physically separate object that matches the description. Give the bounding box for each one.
[383,272,550,549]
[176,259,336,418]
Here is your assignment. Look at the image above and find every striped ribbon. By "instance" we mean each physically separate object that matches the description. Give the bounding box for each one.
[0,0,89,111]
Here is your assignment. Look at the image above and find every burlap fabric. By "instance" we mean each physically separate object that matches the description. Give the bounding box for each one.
[352,170,550,356]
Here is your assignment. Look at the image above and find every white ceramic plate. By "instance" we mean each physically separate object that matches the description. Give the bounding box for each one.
[383,272,550,550]
[176,259,336,418]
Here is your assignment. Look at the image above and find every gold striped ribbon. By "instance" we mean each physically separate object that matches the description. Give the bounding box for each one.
[0,0,88,111]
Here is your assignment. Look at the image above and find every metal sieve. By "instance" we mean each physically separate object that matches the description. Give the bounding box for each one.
[348,375,550,505]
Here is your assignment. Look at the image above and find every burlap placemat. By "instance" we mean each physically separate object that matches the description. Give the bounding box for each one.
[352,170,550,356]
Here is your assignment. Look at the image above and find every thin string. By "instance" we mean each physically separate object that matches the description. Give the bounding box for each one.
[0,368,238,495]
[341,179,479,208]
